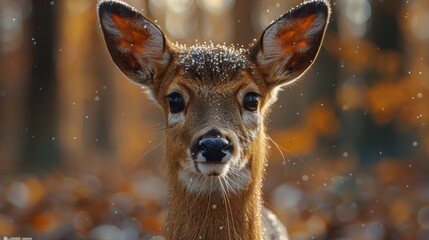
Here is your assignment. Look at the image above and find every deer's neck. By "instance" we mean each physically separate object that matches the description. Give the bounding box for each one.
[165,180,263,239]
[165,137,267,240]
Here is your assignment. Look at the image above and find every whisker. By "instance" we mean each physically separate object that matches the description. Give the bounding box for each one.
[267,135,314,173]
[218,178,232,240]
[197,173,206,197]
[199,177,213,238]
[223,175,238,195]
[132,139,164,169]
[141,122,168,132]
[181,162,196,171]
[221,177,239,240]
[267,135,288,175]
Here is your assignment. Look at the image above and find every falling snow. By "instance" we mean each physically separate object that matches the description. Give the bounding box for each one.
[176,42,249,81]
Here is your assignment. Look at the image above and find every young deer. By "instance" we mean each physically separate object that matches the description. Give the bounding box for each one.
[98,0,329,239]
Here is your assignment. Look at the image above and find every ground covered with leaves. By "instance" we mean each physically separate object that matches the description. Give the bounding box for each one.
[1,157,428,240]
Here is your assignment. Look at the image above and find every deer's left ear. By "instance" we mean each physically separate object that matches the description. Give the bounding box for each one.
[98,0,172,87]
[251,0,330,87]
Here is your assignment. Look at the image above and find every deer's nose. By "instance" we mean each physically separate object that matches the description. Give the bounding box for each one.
[200,138,228,151]
[199,138,229,162]
[191,129,233,162]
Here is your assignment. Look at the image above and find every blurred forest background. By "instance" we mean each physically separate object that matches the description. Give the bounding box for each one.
[1,0,429,239]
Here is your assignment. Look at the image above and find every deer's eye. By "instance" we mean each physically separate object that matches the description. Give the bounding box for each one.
[243,92,259,112]
[168,92,184,114]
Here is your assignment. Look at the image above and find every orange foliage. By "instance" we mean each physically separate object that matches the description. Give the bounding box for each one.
[23,177,46,207]
[306,103,338,136]
[29,211,62,234]
[389,199,412,227]
[0,216,16,236]
[367,81,405,125]
[1,0,429,239]
[272,126,315,156]
[373,160,411,184]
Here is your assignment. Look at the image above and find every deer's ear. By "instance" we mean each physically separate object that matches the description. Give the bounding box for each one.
[98,0,171,86]
[252,0,330,87]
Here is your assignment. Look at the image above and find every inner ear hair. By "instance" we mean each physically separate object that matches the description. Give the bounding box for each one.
[98,0,172,86]
[252,0,330,87]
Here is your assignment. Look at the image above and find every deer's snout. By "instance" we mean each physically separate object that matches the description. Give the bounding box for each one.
[190,129,233,163]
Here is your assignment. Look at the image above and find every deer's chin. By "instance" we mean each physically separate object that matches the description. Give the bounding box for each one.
[196,162,231,177]
[178,158,251,194]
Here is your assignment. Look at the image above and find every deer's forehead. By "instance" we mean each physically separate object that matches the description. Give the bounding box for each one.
[171,74,255,98]
[175,44,252,82]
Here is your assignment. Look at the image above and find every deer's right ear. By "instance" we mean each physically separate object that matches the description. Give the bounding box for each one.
[251,0,330,87]
[98,0,171,86]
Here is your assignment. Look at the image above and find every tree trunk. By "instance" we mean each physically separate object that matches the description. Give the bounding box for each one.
[21,1,60,170]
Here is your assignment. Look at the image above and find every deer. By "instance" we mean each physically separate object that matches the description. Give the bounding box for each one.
[98,0,330,239]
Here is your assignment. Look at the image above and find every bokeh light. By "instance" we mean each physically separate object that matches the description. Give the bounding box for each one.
[1,0,429,239]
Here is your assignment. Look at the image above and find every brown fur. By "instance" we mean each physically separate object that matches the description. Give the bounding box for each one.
[98,0,330,239]
[156,65,272,239]
[165,132,266,239]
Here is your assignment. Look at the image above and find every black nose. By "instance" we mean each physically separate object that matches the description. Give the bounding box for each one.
[200,138,228,151]
[199,138,229,162]
[191,129,233,162]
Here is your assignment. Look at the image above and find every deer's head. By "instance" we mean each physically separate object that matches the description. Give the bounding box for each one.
[98,0,330,194]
